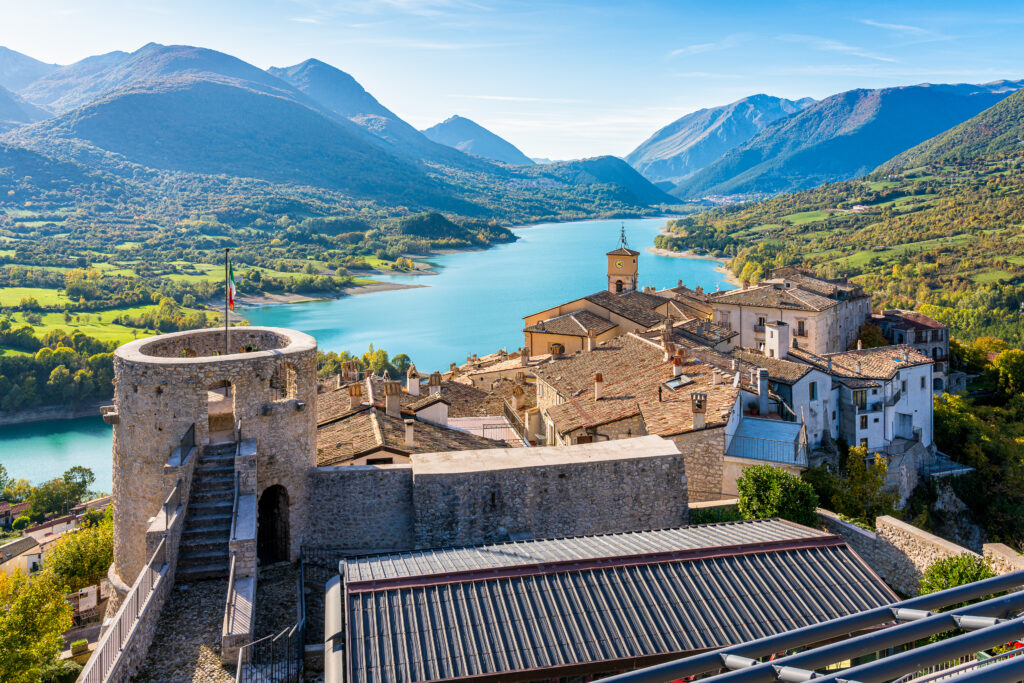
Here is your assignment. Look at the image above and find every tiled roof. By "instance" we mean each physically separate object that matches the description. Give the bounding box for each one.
[0,536,39,563]
[872,309,946,330]
[771,266,863,297]
[342,520,896,683]
[709,283,838,312]
[583,290,665,327]
[316,407,508,466]
[523,310,617,336]
[533,333,666,397]
[619,289,668,311]
[406,394,449,412]
[431,378,536,418]
[789,344,932,381]
[733,349,814,384]
[540,335,739,437]
[606,246,639,256]
[636,319,738,347]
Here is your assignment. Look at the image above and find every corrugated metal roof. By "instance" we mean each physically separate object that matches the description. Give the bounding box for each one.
[342,523,895,683]
[343,519,824,584]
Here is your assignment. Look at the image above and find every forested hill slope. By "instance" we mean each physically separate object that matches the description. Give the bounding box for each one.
[881,88,1024,169]
[673,82,1021,199]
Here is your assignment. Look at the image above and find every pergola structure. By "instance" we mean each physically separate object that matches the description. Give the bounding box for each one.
[602,570,1024,683]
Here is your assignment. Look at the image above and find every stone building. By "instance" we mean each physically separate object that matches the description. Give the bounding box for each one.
[872,309,960,393]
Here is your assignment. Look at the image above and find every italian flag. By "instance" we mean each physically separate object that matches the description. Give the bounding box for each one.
[227,259,236,310]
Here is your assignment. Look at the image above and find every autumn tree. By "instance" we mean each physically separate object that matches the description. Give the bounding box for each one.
[0,570,73,683]
[44,509,112,592]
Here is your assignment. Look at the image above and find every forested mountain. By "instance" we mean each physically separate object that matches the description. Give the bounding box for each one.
[882,88,1024,169]
[0,46,58,92]
[19,51,131,111]
[267,58,460,163]
[0,85,49,132]
[422,115,535,166]
[538,156,677,205]
[626,94,811,184]
[673,82,1023,199]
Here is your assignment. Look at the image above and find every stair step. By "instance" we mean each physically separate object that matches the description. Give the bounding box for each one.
[178,549,229,567]
[179,537,231,554]
[192,477,234,493]
[176,562,230,581]
[190,500,233,514]
[182,526,230,543]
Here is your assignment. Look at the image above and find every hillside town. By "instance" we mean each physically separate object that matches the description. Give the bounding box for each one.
[0,229,1011,683]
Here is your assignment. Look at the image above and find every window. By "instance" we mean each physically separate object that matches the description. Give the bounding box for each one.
[860,415,868,430]
[921,376,926,389]
[366,457,393,465]
[796,320,807,337]
[853,390,866,409]
[809,381,818,400]
[901,379,908,394]
[615,280,623,293]
[860,438,868,448]
[549,343,565,356]
[719,311,731,328]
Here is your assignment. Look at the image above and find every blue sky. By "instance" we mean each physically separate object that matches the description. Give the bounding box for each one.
[4,0,1024,159]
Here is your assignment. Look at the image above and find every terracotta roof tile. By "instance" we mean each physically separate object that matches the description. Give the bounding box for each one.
[524,310,617,336]
[709,283,838,311]
[733,350,813,384]
[582,290,665,328]
[788,344,932,381]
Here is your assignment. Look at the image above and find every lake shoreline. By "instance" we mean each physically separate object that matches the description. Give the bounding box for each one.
[646,246,741,287]
[0,400,109,426]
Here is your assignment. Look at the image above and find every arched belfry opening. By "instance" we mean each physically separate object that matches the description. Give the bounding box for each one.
[206,379,235,444]
[258,485,290,564]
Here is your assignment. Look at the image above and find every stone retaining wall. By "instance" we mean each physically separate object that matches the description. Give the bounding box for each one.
[818,509,1024,596]
[307,467,415,552]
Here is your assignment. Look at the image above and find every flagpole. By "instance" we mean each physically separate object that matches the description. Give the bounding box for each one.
[224,247,230,355]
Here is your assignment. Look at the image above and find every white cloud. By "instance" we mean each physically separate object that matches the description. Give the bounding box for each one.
[778,33,896,62]
[668,33,747,58]
[291,16,322,24]
[860,19,930,35]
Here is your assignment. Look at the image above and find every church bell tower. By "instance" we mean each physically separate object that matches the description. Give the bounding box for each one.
[607,224,639,294]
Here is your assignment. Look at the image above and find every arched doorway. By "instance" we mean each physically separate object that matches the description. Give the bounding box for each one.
[257,485,289,564]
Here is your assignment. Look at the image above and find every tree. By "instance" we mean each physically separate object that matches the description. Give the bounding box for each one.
[992,349,1024,396]
[833,446,898,526]
[61,467,94,506]
[3,479,32,503]
[853,322,888,349]
[0,569,73,683]
[919,554,996,596]
[736,464,819,527]
[44,512,112,592]
[0,463,8,499]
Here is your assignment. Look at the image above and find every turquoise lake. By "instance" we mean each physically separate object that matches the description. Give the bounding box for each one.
[0,217,731,490]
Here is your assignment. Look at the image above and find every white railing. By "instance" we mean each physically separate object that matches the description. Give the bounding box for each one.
[77,538,169,683]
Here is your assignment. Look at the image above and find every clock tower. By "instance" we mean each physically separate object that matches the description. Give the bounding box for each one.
[606,224,639,294]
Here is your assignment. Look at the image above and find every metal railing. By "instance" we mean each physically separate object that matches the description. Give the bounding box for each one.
[162,478,182,532]
[236,554,306,683]
[503,399,529,444]
[726,434,808,466]
[77,538,169,683]
[229,470,240,542]
[753,324,765,333]
[222,551,238,639]
[857,401,883,413]
[482,422,524,444]
[893,646,1024,683]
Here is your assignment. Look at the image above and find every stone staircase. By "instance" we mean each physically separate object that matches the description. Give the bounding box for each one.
[177,442,236,582]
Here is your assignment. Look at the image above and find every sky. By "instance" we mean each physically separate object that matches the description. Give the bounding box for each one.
[3,0,1024,160]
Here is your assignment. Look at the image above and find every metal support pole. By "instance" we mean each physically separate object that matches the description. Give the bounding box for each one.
[224,248,230,355]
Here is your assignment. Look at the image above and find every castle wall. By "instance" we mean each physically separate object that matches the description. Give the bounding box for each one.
[670,427,725,502]
[303,436,688,552]
[110,327,316,585]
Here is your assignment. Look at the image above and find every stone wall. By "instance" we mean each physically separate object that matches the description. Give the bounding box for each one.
[984,543,1024,575]
[671,427,724,502]
[304,436,687,552]
[306,466,415,552]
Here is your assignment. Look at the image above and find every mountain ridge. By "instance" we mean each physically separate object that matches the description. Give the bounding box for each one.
[422,115,534,166]
[0,46,59,92]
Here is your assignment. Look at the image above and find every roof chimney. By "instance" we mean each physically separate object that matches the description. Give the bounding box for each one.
[512,385,525,410]
[404,419,415,447]
[428,371,442,395]
[594,373,604,401]
[520,346,529,366]
[384,381,401,417]
[731,359,738,371]
[664,341,676,362]
[856,361,863,375]
[857,339,863,351]
[678,279,683,287]
[586,329,597,352]
[904,348,910,362]
[691,392,707,430]
[406,364,420,396]
[712,370,720,386]
[348,381,363,410]
[673,355,683,378]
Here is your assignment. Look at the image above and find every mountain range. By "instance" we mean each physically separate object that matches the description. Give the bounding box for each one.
[625,94,813,186]
[634,81,1019,200]
[0,43,672,217]
[422,115,534,166]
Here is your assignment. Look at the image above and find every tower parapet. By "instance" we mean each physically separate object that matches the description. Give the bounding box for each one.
[109,327,317,588]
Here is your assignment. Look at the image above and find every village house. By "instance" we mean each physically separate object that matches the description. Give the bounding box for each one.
[698,266,872,355]
[872,308,962,393]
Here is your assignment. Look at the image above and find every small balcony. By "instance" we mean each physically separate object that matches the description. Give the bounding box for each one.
[856,401,883,413]
[753,324,766,334]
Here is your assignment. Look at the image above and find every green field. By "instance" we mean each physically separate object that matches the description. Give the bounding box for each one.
[834,234,975,269]
[0,287,70,307]
[973,269,1016,284]
[781,210,829,225]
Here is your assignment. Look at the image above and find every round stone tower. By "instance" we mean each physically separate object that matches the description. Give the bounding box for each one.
[109,327,317,589]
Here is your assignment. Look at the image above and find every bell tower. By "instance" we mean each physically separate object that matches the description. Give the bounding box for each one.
[607,224,639,294]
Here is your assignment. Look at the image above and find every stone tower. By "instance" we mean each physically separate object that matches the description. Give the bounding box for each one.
[607,225,639,294]
[107,327,317,590]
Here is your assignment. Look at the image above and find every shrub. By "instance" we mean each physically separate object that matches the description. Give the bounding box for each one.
[919,554,996,596]
[689,504,743,525]
[11,516,29,531]
[736,464,820,527]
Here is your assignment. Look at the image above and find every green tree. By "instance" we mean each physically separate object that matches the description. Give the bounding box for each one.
[736,464,819,527]
[61,467,94,506]
[0,464,8,500]
[853,322,888,349]
[833,446,898,526]
[0,569,73,683]
[44,512,112,592]
[992,349,1024,396]
[3,479,32,503]
[918,554,996,596]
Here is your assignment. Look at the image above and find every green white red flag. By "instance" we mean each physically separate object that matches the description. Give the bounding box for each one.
[227,259,236,310]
